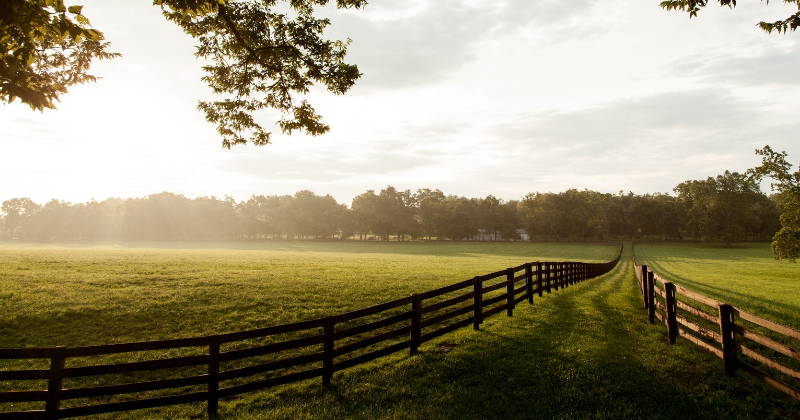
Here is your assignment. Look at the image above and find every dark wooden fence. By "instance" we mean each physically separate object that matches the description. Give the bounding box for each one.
[0,247,622,419]
[634,258,800,401]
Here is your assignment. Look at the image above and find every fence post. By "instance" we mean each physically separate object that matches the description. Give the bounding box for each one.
[525,263,533,304]
[647,270,655,324]
[641,264,649,309]
[45,346,65,420]
[208,335,220,415]
[553,263,560,291]
[545,263,552,293]
[473,276,482,330]
[323,317,335,385]
[664,282,677,344]
[411,294,422,355]
[506,268,514,316]
[719,303,737,376]
[536,262,543,297]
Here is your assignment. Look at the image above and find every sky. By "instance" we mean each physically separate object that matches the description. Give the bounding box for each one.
[2,0,799,207]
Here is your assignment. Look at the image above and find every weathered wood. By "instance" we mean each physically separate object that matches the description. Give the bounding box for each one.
[473,277,482,330]
[411,294,422,355]
[677,314,722,343]
[654,311,665,325]
[45,346,65,420]
[322,318,335,385]
[736,360,800,401]
[536,262,543,297]
[738,344,800,381]
[673,284,721,308]
[676,300,718,324]
[665,282,677,344]
[525,263,534,304]
[546,262,552,293]
[679,328,723,358]
[733,308,800,341]
[208,335,220,415]
[506,268,515,317]
[219,352,324,381]
[647,270,655,324]
[718,304,736,376]
[734,325,800,361]
[641,264,649,309]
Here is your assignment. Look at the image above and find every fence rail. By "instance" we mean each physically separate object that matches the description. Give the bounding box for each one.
[633,253,800,401]
[1,247,622,419]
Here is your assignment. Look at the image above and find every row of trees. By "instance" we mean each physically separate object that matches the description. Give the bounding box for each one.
[0,179,783,244]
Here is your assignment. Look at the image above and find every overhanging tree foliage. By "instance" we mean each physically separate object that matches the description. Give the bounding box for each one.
[661,0,800,33]
[0,0,365,148]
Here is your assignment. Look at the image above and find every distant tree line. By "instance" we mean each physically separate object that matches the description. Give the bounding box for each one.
[0,175,783,244]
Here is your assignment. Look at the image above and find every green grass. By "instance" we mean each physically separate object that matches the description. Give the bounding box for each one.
[632,242,800,329]
[1,242,798,419]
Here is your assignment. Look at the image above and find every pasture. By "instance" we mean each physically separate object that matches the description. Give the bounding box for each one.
[1,241,798,419]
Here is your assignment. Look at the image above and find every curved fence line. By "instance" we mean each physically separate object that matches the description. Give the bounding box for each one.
[632,247,800,401]
[0,246,622,419]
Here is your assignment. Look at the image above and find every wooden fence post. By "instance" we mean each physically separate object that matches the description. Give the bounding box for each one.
[45,346,65,420]
[553,263,560,291]
[323,318,335,385]
[411,294,422,355]
[208,335,220,415]
[719,304,737,376]
[647,270,655,324]
[536,262,543,297]
[473,277,482,330]
[525,263,533,304]
[546,263,552,293]
[664,282,677,344]
[506,268,514,316]
[641,264,649,309]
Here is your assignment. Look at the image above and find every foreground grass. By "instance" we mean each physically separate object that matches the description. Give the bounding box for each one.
[2,242,798,418]
[633,242,800,329]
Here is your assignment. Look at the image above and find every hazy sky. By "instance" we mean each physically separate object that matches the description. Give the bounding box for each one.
[2,0,799,206]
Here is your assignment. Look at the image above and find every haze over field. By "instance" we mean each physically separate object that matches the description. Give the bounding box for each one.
[2,0,799,205]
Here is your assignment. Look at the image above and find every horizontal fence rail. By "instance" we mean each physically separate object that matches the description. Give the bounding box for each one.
[1,246,623,419]
[633,250,800,401]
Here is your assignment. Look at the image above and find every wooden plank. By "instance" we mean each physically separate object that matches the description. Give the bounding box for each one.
[673,284,721,308]
[336,311,413,339]
[736,360,800,401]
[420,318,474,343]
[332,296,415,323]
[513,294,527,306]
[654,286,666,299]
[654,311,665,325]
[676,314,722,343]
[219,352,324,381]
[221,334,324,362]
[655,300,667,316]
[60,374,208,399]
[482,304,509,319]
[733,308,800,341]
[333,340,412,372]
[514,284,527,296]
[219,318,326,344]
[0,411,46,420]
[738,344,800,381]
[56,391,208,418]
[481,281,507,294]
[734,325,800,362]
[218,368,322,398]
[511,263,527,272]
[421,306,474,329]
[513,273,527,283]
[62,354,209,378]
[65,336,209,357]
[479,270,507,281]
[0,348,54,359]
[421,292,474,314]
[419,279,475,299]
[676,300,718,324]
[679,328,723,358]
[482,294,507,307]
[0,390,48,403]
[333,325,412,357]
[0,369,50,381]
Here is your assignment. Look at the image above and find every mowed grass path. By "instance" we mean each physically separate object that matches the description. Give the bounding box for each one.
[633,242,800,329]
[2,242,798,418]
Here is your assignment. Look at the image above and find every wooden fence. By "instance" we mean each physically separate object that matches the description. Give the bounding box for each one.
[633,258,800,401]
[0,247,622,419]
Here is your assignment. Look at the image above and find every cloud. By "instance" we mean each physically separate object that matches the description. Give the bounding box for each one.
[670,45,800,87]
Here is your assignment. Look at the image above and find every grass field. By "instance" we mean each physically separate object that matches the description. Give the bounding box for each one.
[632,242,800,329]
[1,241,799,419]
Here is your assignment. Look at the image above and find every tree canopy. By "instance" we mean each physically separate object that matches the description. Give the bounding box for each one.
[750,146,800,261]
[661,0,800,34]
[0,0,365,148]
